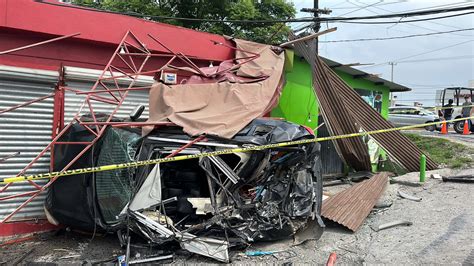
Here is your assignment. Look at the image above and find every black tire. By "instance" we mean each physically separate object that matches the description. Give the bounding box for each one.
[453,121,464,134]
[433,119,442,131]
[424,121,435,132]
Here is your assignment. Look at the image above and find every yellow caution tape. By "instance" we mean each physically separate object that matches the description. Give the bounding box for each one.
[1,116,473,185]
[431,104,474,110]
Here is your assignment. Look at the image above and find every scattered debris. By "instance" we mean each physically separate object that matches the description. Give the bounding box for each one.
[397,190,422,202]
[321,172,389,232]
[374,201,393,209]
[245,250,297,260]
[0,151,20,163]
[431,174,443,179]
[326,252,337,266]
[442,174,474,183]
[129,254,173,264]
[323,179,347,187]
[372,220,413,232]
[9,247,35,265]
[390,178,423,187]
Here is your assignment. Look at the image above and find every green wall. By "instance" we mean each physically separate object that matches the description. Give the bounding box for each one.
[271,57,319,129]
[271,57,391,127]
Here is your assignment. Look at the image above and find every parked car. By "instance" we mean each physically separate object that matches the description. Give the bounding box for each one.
[388,106,440,131]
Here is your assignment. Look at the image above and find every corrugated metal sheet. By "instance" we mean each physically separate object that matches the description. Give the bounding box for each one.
[322,62,438,171]
[0,73,56,221]
[321,172,389,232]
[292,37,371,171]
[291,33,437,172]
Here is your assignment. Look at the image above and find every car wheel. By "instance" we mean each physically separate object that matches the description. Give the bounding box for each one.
[424,122,435,132]
[453,121,464,134]
[433,119,442,131]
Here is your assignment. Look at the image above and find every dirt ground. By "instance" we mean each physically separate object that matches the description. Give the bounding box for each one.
[1,167,473,265]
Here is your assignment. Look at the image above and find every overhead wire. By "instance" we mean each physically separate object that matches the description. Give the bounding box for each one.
[366,1,474,37]
[339,0,473,38]
[36,1,474,24]
[319,28,474,42]
[360,40,474,68]
[337,12,474,24]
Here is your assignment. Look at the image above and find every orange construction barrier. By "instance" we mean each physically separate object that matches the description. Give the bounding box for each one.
[463,120,470,135]
[441,121,448,134]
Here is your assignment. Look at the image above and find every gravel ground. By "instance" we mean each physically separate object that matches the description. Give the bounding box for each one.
[1,168,473,265]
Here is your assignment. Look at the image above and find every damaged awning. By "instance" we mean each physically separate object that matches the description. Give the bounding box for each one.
[145,39,286,138]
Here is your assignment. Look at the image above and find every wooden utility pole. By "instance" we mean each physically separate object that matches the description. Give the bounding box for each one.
[314,0,320,55]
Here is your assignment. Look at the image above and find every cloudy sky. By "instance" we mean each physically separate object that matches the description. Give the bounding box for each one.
[291,0,474,106]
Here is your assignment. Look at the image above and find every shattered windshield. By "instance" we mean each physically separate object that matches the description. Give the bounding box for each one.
[95,128,141,224]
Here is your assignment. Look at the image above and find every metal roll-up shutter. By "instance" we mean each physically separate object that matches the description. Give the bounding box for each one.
[64,67,153,122]
[0,65,58,221]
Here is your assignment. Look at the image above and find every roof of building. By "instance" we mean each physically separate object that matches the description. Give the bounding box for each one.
[321,57,411,92]
[0,0,234,62]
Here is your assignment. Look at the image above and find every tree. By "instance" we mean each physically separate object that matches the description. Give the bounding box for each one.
[72,0,296,44]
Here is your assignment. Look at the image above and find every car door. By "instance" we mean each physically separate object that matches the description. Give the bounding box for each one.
[403,108,425,125]
[388,108,406,126]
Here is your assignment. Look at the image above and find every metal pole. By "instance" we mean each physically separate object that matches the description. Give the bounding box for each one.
[419,154,426,182]
[0,33,80,55]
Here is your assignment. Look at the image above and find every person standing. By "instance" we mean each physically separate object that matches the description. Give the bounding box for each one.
[442,99,454,128]
[463,96,473,132]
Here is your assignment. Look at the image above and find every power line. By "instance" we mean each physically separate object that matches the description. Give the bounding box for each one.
[360,40,474,68]
[37,1,474,24]
[329,0,406,10]
[397,55,474,64]
[403,83,469,87]
[337,0,385,16]
[337,11,474,24]
[343,1,474,38]
[366,2,474,37]
[319,28,474,42]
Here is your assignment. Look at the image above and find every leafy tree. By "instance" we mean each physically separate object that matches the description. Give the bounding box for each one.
[72,0,296,44]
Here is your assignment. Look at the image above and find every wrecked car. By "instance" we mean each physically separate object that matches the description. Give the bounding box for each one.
[45,118,324,262]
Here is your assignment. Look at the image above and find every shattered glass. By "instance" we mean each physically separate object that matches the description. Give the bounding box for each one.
[95,128,141,224]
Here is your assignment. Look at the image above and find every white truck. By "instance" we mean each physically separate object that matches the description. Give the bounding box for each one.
[435,87,473,134]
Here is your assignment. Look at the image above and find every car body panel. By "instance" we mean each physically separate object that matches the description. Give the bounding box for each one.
[388,106,439,129]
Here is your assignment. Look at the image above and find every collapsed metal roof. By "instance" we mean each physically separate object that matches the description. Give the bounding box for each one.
[321,57,411,92]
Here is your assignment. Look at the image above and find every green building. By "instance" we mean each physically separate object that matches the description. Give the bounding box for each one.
[272,52,410,130]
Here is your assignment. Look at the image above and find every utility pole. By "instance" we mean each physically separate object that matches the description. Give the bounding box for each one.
[301,3,331,56]
[389,62,397,82]
[389,62,397,106]
[314,0,320,55]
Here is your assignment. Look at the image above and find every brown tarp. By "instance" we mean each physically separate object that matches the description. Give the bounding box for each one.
[144,39,285,138]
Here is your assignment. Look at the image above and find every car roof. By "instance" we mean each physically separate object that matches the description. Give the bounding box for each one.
[389,106,418,109]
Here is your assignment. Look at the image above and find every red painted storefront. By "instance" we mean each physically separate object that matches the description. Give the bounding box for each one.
[0,0,237,238]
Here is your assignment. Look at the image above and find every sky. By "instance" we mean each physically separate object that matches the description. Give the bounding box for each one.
[290,0,474,106]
